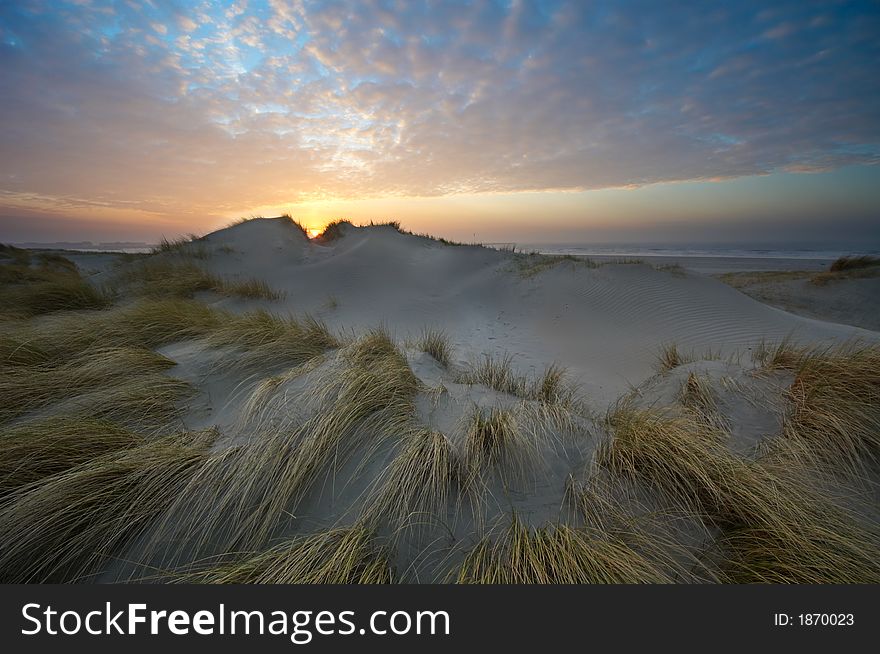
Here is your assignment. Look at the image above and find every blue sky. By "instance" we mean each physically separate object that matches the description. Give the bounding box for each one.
[0,0,878,244]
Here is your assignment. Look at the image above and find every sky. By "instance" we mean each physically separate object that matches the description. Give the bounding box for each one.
[0,0,878,246]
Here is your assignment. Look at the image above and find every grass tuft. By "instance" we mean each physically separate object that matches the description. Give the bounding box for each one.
[829,255,880,272]
[655,343,691,372]
[0,417,139,499]
[0,255,109,317]
[0,431,212,582]
[418,327,452,366]
[315,220,352,242]
[596,403,880,583]
[181,526,393,584]
[456,517,673,583]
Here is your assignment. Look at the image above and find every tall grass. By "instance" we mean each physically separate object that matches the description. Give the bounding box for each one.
[418,327,452,366]
[365,429,462,539]
[679,372,726,429]
[455,517,673,583]
[316,220,352,242]
[655,343,691,372]
[0,417,138,499]
[779,343,880,475]
[112,259,284,301]
[464,406,523,481]
[596,402,880,583]
[179,525,393,584]
[0,256,109,317]
[458,354,576,408]
[140,328,420,571]
[0,298,222,368]
[0,431,213,582]
[0,346,188,427]
[206,310,338,370]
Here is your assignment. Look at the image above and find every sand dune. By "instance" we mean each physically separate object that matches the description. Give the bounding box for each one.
[2,218,878,584]
[177,218,874,406]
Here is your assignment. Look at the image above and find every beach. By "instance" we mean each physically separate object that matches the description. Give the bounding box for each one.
[2,217,878,584]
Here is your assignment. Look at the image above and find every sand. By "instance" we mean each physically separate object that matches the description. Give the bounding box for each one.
[144,218,873,408]
[22,217,876,582]
[718,270,880,331]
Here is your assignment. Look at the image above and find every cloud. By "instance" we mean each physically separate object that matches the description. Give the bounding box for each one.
[0,0,878,227]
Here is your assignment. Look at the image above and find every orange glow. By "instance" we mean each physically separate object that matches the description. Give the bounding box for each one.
[306,227,322,239]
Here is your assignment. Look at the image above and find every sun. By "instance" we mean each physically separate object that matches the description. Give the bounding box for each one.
[306,227,322,239]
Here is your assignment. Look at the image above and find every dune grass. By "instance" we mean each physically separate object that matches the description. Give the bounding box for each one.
[655,343,692,372]
[0,253,109,317]
[596,402,880,583]
[829,255,879,272]
[140,328,420,571]
[418,327,452,366]
[458,354,576,409]
[112,259,284,301]
[179,525,393,584]
[315,219,352,242]
[464,406,523,480]
[206,309,338,370]
[512,252,599,278]
[151,234,201,255]
[365,429,462,539]
[0,298,222,369]
[778,343,880,475]
[0,417,139,499]
[455,517,674,584]
[0,431,213,583]
[1,238,877,584]
[459,353,529,396]
[753,340,880,472]
[0,346,189,428]
[219,277,286,301]
[679,372,726,429]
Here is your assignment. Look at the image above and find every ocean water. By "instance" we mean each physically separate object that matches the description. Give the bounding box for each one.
[515,244,879,260]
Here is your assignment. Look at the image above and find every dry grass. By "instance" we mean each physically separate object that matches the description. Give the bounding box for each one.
[151,234,201,255]
[206,310,338,370]
[829,255,880,272]
[0,254,109,317]
[459,353,529,396]
[596,402,880,583]
[219,277,286,301]
[112,259,284,301]
[0,417,138,499]
[0,346,189,428]
[779,343,880,475]
[718,259,880,289]
[655,343,692,372]
[458,354,575,407]
[680,372,726,430]
[140,328,420,570]
[418,327,452,366]
[455,517,674,583]
[512,252,599,278]
[0,298,221,368]
[717,270,811,289]
[315,219,352,242]
[2,240,877,583]
[0,431,213,582]
[365,429,462,539]
[179,525,393,584]
[464,406,523,480]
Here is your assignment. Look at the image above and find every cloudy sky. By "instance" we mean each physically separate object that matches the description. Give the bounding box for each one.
[1,0,878,245]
